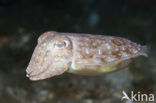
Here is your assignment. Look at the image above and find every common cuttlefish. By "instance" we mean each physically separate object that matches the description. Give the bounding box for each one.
[26,31,147,81]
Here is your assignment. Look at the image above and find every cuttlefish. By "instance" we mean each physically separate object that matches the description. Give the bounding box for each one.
[26,31,147,81]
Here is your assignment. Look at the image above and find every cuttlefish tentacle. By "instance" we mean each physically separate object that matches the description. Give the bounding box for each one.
[26,31,147,81]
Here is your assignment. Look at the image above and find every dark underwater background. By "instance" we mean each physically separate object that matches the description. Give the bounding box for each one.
[0,0,155,103]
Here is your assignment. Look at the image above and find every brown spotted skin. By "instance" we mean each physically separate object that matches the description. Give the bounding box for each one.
[26,31,147,81]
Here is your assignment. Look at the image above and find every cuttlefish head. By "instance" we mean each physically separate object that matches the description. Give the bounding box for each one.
[26,31,73,81]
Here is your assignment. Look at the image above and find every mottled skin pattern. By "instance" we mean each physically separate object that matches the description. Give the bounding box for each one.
[26,31,147,81]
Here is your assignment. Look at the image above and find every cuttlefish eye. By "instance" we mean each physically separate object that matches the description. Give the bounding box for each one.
[54,40,68,49]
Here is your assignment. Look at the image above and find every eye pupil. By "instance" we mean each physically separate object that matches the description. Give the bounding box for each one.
[54,41,67,48]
